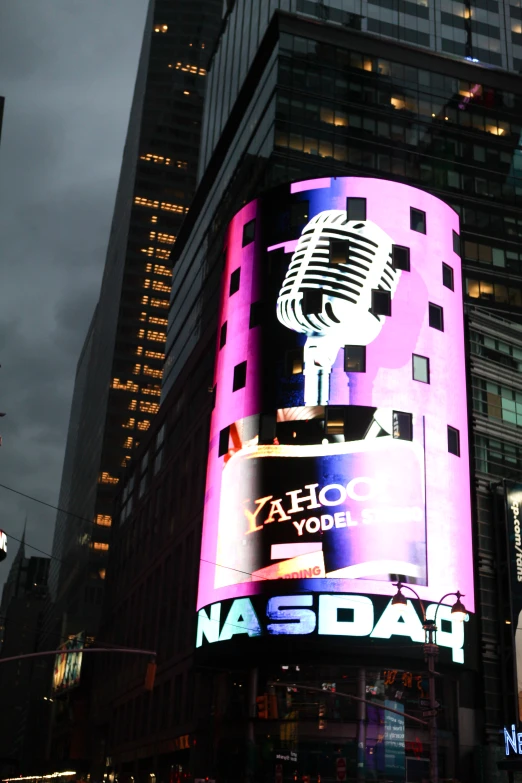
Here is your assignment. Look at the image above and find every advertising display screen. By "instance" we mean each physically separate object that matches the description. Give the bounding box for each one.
[197,177,473,659]
[505,481,522,720]
[52,631,84,693]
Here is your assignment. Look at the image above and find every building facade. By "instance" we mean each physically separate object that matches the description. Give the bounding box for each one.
[199,0,522,181]
[48,0,222,634]
[43,0,223,770]
[0,532,49,776]
[95,2,522,781]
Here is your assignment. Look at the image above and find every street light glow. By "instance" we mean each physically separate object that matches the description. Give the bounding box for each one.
[390,588,408,612]
[450,592,467,623]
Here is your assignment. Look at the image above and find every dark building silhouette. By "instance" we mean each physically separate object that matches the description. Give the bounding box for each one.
[0,529,49,777]
[42,0,223,771]
[94,2,522,782]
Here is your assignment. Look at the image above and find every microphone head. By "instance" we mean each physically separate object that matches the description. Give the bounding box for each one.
[277,210,401,345]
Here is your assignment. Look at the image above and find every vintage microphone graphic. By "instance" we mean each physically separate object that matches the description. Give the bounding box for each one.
[277,210,401,405]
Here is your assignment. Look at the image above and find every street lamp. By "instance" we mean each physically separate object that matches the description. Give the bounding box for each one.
[390,582,467,783]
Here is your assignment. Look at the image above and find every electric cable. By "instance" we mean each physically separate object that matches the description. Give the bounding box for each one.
[0,481,93,524]
[0,481,465,652]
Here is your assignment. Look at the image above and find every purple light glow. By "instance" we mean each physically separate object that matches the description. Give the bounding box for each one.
[197,178,473,613]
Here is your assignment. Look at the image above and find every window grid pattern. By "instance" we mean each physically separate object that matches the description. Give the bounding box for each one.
[200,0,518,174]
[472,376,522,427]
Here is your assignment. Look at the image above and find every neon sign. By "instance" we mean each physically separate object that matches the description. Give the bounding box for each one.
[504,724,522,755]
[196,594,466,663]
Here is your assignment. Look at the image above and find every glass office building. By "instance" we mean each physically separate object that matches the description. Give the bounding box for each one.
[43,0,222,769]
[48,0,222,629]
[98,2,522,781]
[199,0,522,178]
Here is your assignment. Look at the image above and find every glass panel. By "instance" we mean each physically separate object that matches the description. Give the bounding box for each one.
[479,281,494,298]
[487,393,502,419]
[492,248,505,267]
[304,137,318,154]
[466,279,480,298]
[413,354,429,383]
[320,106,334,124]
[509,288,522,307]
[494,284,508,303]
[478,244,492,263]
[464,241,477,260]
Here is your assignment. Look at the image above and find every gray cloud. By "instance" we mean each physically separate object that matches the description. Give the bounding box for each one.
[0,0,148,580]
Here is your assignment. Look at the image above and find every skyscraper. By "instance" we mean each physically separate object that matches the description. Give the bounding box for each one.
[96,1,522,781]
[0,531,49,776]
[48,0,222,632]
[43,0,222,769]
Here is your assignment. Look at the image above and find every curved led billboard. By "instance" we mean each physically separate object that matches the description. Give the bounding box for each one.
[197,177,473,661]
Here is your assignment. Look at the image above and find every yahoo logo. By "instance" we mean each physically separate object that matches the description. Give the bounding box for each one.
[245,479,377,535]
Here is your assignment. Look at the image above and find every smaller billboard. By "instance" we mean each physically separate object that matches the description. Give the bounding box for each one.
[384,700,405,780]
[52,631,84,693]
[505,482,522,721]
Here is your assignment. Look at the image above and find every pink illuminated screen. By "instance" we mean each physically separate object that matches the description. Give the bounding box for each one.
[197,177,473,613]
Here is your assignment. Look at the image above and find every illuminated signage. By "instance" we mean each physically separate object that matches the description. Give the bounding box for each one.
[384,700,405,778]
[196,594,466,663]
[173,734,190,751]
[504,724,522,756]
[197,177,473,650]
[52,631,84,693]
[0,531,7,562]
[505,483,522,721]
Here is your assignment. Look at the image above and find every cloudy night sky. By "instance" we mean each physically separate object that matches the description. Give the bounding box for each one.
[0,0,149,583]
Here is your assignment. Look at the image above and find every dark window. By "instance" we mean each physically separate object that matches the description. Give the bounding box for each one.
[291,200,309,229]
[233,361,247,391]
[229,268,240,295]
[330,240,349,265]
[410,207,426,234]
[371,289,391,316]
[218,426,230,457]
[302,289,322,315]
[452,230,460,255]
[249,301,264,328]
[442,263,454,291]
[344,405,376,440]
[412,354,429,383]
[242,219,256,246]
[286,349,304,375]
[429,303,444,331]
[259,413,276,444]
[392,245,410,271]
[347,197,366,221]
[344,345,366,372]
[448,426,460,456]
[393,411,413,441]
[219,322,227,348]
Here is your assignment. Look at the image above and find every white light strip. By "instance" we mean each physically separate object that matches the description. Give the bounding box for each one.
[326,560,422,579]
[271,543,323,559]
[3,773,76,782]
